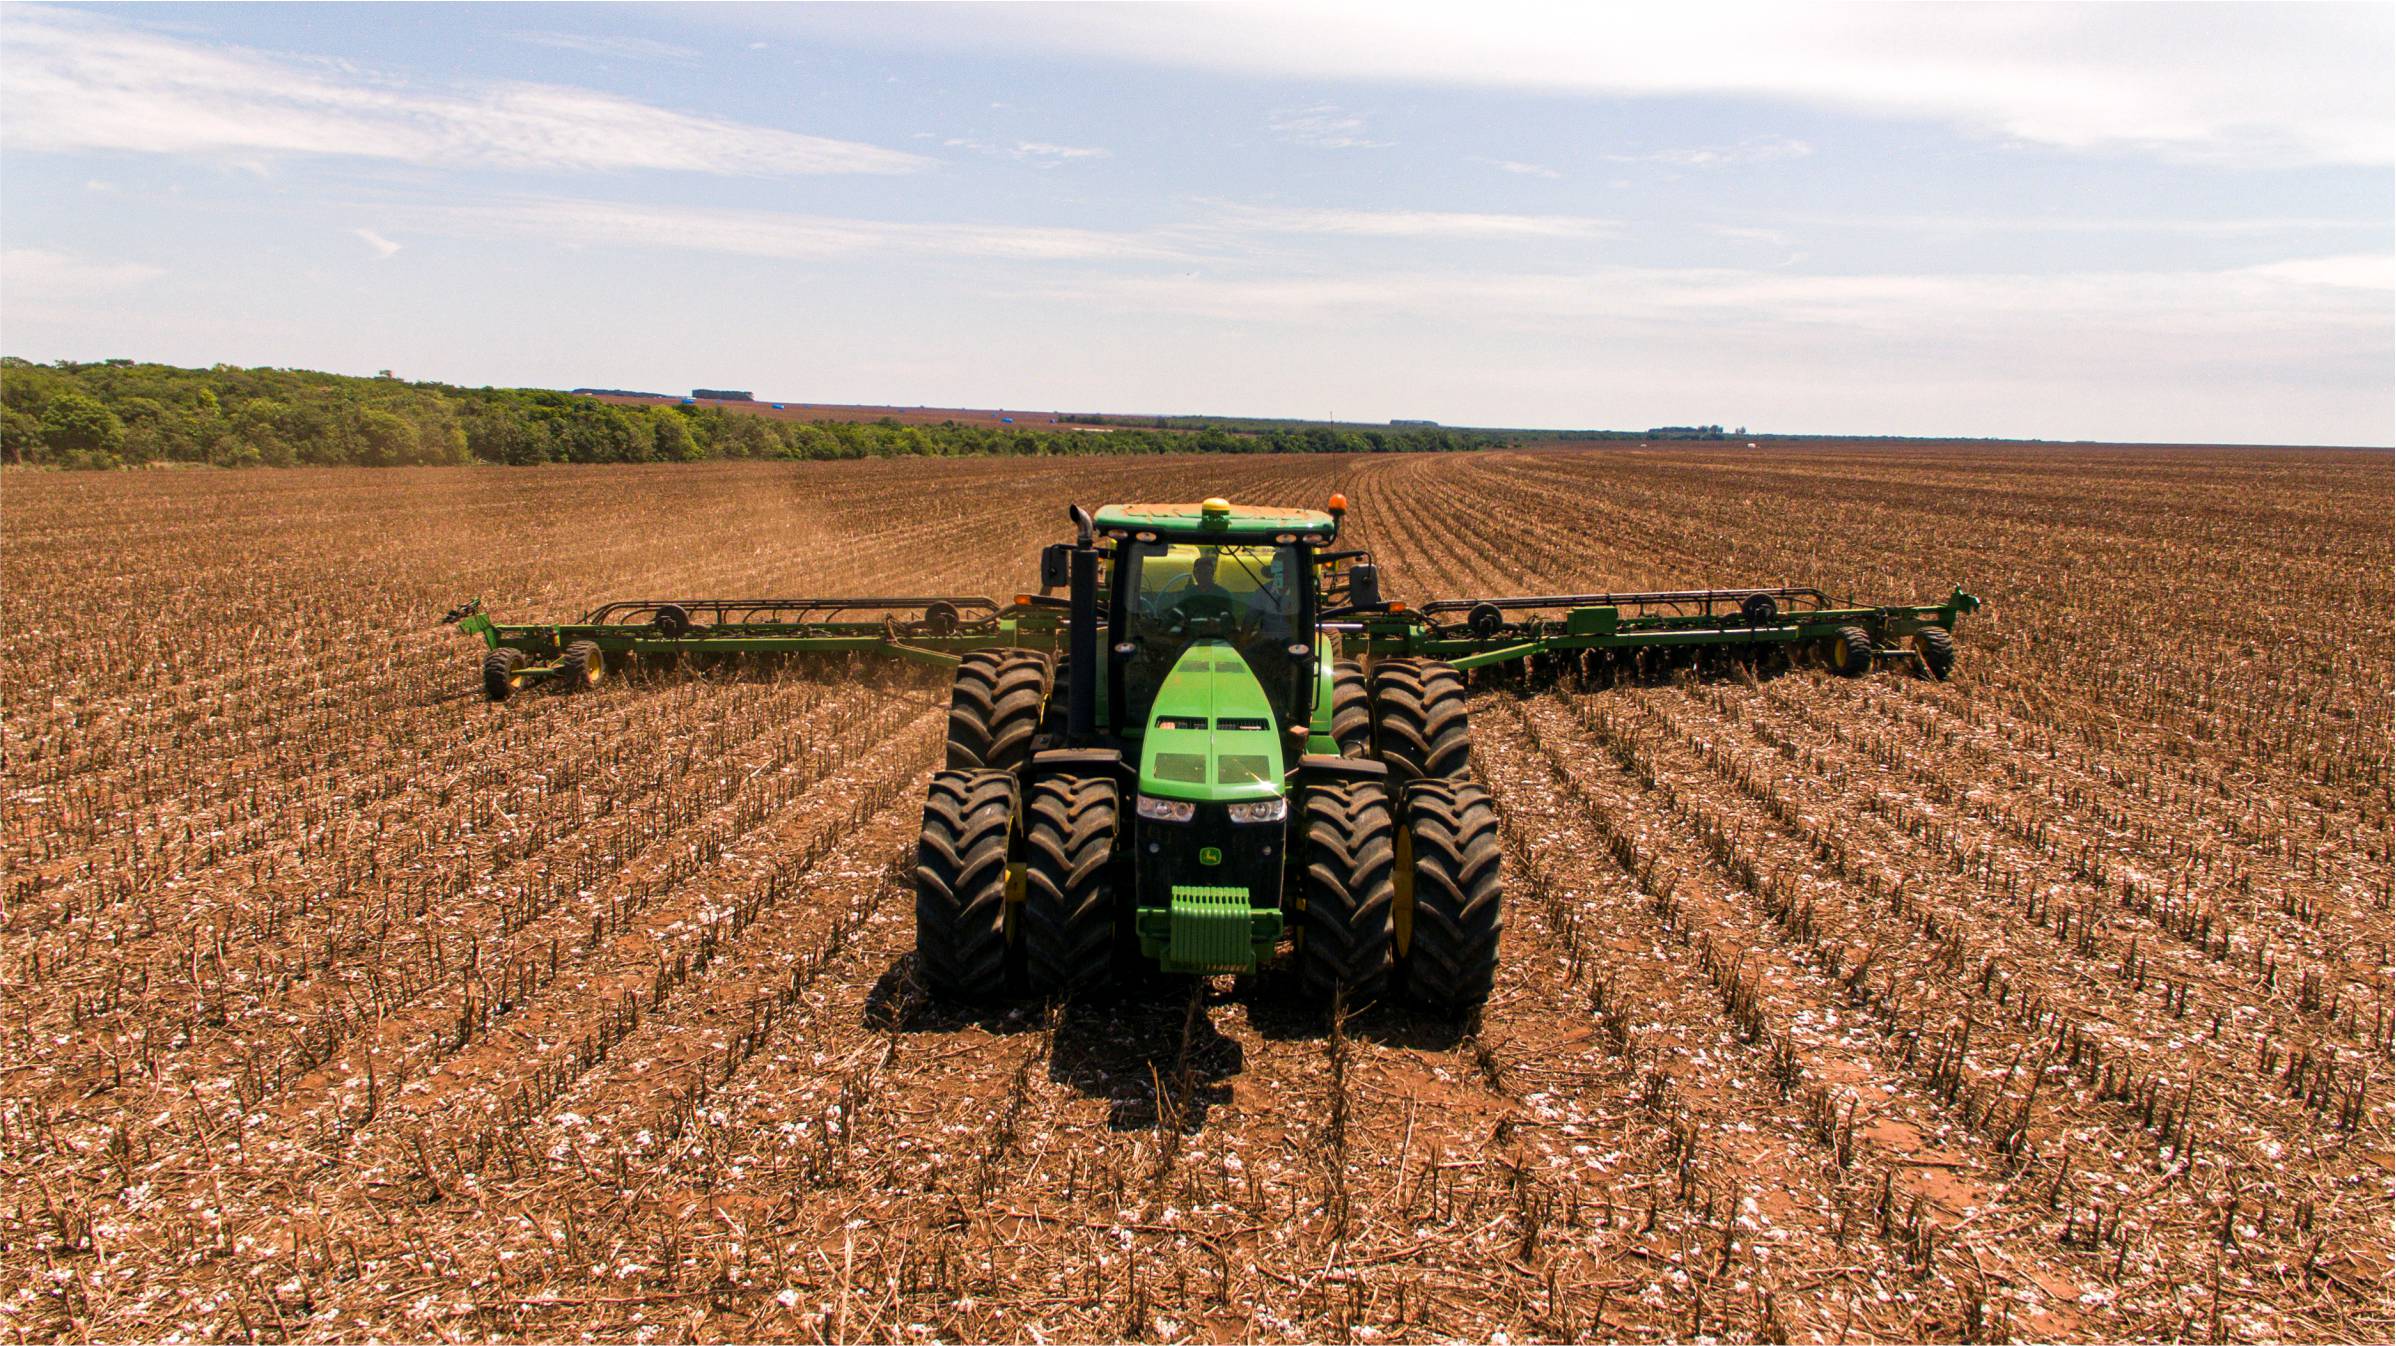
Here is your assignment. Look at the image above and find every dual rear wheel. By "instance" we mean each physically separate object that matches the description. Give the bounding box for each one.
[1295,778,1501,1015]
[913,767,1123,1002]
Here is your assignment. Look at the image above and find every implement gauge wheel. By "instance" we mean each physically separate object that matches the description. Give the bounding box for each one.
[1331,660,1372,758]
[1396,780,1503,1017]
[1294,781,1396,1007]
[1021,775,1120,998]
[1915,626,1957,680]
[554,640,605,694]
[1371,658,1472,781]
[1826,626,1874,677]
[948,649,1052,772]
[915,769,1017,1001]
[481,647,528,702]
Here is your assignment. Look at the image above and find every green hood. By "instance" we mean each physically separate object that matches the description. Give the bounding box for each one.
[1138,640,1287,803]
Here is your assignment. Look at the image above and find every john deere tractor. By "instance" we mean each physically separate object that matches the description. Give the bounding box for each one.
[921,496,1497,1013]
[449,493,1977,1018]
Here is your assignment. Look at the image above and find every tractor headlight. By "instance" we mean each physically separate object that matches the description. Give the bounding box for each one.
[1225,798,1288,825]
[1136,795,1196,823]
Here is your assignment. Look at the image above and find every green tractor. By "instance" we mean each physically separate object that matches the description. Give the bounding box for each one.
[920,495,1498,1013]
[448,492,1978,1018]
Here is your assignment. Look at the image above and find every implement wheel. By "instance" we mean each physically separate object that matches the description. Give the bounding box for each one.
[1021,775,1120,998]
[1294,781,1396,1007]
[915,769,1018,1001]
[554,640,605,694]
[1330,659,1372,758]
[948,649,1051,772]
[1371,658,1472,781]
[481,647,528,702]
[1826,626,1873,678]
[1396,781,1503,1016]
[1915,626,1957,680]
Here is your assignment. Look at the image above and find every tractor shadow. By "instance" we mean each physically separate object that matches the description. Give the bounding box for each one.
[1047,982,1245,1133]
[859,962,1469,1132]
[857,959,1244,1131]
[1240,985,1474,1053]
[860,956,1046,1037]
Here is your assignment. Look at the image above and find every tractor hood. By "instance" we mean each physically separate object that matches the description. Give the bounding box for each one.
[1138,640,1286,803]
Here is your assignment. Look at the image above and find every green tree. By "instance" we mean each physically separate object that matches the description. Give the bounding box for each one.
[1,406,42,464]
[39,391,125,463]
[650,410,700,462]
[355,407,415,467]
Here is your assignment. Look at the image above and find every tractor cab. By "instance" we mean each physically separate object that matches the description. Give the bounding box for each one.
[1091,497,1338,754]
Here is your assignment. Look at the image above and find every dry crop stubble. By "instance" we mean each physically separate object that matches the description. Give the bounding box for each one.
[1,445,2386,1343]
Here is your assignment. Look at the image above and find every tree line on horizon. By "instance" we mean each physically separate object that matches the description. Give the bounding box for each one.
[0,358,1503,469]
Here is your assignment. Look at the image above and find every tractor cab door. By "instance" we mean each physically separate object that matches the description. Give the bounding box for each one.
[1112,539,1314,735]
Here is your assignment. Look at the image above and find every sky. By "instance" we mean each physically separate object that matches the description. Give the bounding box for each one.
[2,1,2391,445]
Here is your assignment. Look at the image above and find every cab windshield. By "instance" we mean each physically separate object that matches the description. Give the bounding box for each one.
[1115,540,1311,727]
[1123,541,1302,646]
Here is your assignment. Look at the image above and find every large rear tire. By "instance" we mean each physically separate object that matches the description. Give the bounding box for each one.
[1914,626,1956,680]
[1294,782,1396,1007]
[1396,780,1503,1016]
[1021,775,1120,998]
[1371,658,1472,781]
[948,650,1051,772]
[915,769,1018,1001]
[482,647,527,702]
[1330,659,1372,758]
[1827,626,1873,677]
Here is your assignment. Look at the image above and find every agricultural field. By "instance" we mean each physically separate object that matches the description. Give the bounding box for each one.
[2,445,2389,1343]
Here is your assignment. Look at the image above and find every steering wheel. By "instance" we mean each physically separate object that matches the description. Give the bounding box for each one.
[1165,590,1238,637]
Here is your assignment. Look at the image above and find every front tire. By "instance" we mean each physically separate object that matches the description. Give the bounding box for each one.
[1294,782,1396,1007]
[915,769,1018,1001]
[1396,781,1502,1016]
[1021,775,1120,998]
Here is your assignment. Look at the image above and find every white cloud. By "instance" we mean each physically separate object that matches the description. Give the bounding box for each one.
[508,31,702,64]
[1791,212,2383,238]
[1,7,928,176]
[1701,225,1789,246]
[2,248,166,299]
[1486,159,1562,179]
[860,2,2394,167]
[2245,254,2396,292]
[429,197,1187,263]
[354,228,402,259]
[1605,136,1813,167]
[1209,202,1611,239]
[1029,257,2393,344]
[1014,141,1111,163]
[1268,104,1390,150]
[941,137,1111,167]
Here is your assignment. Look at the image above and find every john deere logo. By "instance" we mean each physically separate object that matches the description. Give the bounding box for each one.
[1198,846,1222,866]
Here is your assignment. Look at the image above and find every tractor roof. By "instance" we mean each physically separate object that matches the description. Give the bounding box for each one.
[1093,500,1339,542]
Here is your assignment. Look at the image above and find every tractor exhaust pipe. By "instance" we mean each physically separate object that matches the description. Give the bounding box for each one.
[1066,504,1099,739]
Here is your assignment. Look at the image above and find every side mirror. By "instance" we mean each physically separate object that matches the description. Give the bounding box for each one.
[1039,543,1072,591]
[1345,563,1382,610]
